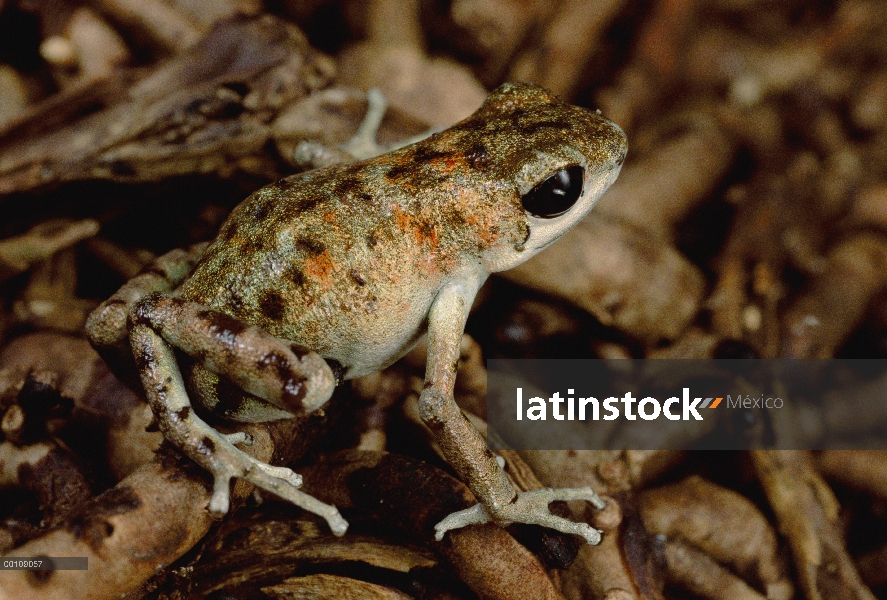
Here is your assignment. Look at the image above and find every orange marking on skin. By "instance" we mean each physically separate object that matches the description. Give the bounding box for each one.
[304,251,336,285]
[394,209,440,252]
[709,397,722,409]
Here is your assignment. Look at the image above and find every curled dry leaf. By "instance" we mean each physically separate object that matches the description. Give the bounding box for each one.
[147,507,443,598]
[659,538,767,600]
[639,475,792,600]
[0,15,336,195]
[517,450,679,600]
[0,407,335,600]
[263,573,414,600]
[0,455,215,600]
[752,450,876,600]
[0,332,160,480]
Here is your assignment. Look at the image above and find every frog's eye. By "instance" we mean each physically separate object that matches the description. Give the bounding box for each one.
[521,166,584,219]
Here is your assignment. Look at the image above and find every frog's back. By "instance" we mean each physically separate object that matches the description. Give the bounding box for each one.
[177,161,473,375]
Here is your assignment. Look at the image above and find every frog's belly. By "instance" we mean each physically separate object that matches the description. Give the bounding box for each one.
[279,281,436,379]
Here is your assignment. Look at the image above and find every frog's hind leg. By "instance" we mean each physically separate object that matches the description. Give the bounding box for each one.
[130,292,335,416]
[128,321,347,536]
[86,243,207,387]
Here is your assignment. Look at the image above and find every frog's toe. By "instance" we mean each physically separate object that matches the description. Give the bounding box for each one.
[240,457,347,536]
[434,487,606,545]
[208,474,233,517]
[253,462,302,488]
[221,431,252,446]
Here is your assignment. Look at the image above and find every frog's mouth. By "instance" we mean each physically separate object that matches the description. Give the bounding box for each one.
[533,235,562,252]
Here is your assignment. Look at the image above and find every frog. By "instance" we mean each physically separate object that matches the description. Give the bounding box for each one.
[85,82,628,544]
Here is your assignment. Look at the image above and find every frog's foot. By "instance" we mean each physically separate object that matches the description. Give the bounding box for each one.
[129,322,348,537]
[205,449,346,537]
[434,487,606,545]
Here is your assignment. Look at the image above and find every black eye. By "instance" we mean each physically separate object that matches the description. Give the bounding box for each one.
[521,166,584,219]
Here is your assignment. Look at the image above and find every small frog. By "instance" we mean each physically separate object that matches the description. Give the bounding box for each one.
[86,82,627,543]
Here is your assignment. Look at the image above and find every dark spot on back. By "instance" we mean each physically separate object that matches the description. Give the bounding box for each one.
[240,238,260,255]
[259,291,286,320]
[465,142,491,170]
[295,238,325,255]
[252,202,271,220]
[360,192,373,202]
[343,162,363,178]
[133,347,152,370]
[294,196,322,214]
[385,163,411,180]
[333,177,363,198]
[366,230,379,248]
[176,407,190,420]
[220,221,238,240]
[413,145,450,163]
[285,264,306,287]
[520,120,568,135]
[417,220,434,238]
[349,270,366,286]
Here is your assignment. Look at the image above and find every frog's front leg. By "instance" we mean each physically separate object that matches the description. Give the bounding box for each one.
[420,284,606,545]
[127,293,347,536]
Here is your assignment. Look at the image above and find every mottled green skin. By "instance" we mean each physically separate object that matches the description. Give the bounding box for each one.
[179,83,627,378]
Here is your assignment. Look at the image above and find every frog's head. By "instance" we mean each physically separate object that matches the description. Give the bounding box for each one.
[454,82,628,273]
